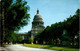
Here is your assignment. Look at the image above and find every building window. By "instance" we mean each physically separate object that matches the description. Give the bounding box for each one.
[33,34,35,36]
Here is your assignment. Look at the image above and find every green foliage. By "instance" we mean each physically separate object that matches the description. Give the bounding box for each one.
[4,31,22,43]
[35,9,79,47]
[1,0,30,43]
[16,35,22,42]
[29,37,34,43]
[34,31,43,40]
[1,0,30,31]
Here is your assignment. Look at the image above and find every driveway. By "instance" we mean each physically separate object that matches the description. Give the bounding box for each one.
[5,44,59,51]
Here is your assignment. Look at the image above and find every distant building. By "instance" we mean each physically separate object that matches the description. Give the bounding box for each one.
[16,33,27,40]
[16,31,31,40]
[16,9,45,43]
[31,9,45,40]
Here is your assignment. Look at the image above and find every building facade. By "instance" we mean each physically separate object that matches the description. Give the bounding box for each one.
[31,9,45,40]
[16,31,31,40]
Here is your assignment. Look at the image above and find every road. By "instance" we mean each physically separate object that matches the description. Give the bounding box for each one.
[5,44,59,51]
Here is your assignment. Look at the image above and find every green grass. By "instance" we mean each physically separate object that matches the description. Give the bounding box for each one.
[24,44,79,51]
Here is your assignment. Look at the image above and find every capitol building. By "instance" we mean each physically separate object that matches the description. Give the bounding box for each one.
[17,9,45,43]
[31,9,45,40]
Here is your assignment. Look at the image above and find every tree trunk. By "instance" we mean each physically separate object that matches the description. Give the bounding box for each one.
[0,9,5,47]
[55,40,57,45]
[72,37,74,46]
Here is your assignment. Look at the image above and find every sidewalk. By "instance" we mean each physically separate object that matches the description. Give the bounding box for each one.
[0,47,8,51]
[3,44,57,51]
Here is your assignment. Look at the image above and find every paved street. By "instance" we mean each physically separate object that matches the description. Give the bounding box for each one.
[5,44,59,51]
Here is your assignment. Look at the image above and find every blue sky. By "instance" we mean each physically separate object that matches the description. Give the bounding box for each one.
[18,0,79,33]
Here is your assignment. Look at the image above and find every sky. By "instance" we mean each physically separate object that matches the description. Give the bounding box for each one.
[18,0,79,33]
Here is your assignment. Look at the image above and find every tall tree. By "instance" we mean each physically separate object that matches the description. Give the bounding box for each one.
[1,0,30,46]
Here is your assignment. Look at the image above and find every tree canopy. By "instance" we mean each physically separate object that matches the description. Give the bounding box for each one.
[2,0,30,31]
[1,0,30,43]
[34,9,79,47]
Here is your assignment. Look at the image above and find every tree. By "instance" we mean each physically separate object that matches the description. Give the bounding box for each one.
[1,0,30,46]
[61,29,71,46]
[2,0,30,31]
[35,9,79,47]
[34,30,43,44]
[66,9,79,46]
[29,37,34,44]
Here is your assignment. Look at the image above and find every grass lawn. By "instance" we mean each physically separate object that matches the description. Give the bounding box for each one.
[24,44,79,51]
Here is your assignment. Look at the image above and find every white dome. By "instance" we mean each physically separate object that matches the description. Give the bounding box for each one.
[33,10,43,23]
